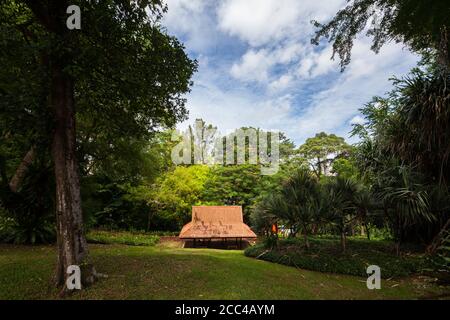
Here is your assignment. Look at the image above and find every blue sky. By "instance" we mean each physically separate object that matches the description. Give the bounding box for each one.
[161,0,419,146]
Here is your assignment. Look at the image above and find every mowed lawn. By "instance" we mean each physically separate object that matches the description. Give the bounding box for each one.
[0,242,447,300]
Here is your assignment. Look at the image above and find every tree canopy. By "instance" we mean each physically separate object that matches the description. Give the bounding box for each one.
[312,0,450,70]
[297,132,351,178]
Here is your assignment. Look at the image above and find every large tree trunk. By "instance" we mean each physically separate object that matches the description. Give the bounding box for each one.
[50,65,89,288]
[22,0,97,291]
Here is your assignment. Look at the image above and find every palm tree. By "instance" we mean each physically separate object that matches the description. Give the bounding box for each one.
[388,71,450,187]
[323,177,360,253]
[353,186,376,239]
[262,169,321,249]
[378,166,435,255]
[264,192,296,236]
[251,199,276,237]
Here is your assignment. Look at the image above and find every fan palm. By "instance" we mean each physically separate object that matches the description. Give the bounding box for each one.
[262,169,321,249]
[353,186,377,239]
[323,177,360,252]
[384,71,450,186]
[378,166,435,254]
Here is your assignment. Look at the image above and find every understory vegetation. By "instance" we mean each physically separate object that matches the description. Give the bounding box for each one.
[245,237,432,278]
[86,230,159,247]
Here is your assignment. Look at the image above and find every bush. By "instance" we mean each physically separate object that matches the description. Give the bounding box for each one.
[263,234,278,249]
[367,224,393,241]
[86,230,159,246]
[0,214,14,240]
[0,205,55,245]
[146,230,179,236]
[245,237,430,278]
[425,230,450,284]
[0,165,56,244]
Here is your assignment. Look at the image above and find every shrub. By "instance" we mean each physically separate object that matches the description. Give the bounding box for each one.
[0,208,55,245]
[425,230,450,284]
[245,237,430,278]
[86,230,159,246]
[0,165,56,244]
[263,234,278,249]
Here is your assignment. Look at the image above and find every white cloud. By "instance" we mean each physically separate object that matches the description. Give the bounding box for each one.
[230,42,338,89]
[222,0,343,89]
[181,36,418,145]
[269,74,293,91]
[291,38,419,142]
[217,0,345,46]
[349,115,365,125]
[179,81,295,135]
[230,43,304,84]
[165,0,419,146]
[230,49,272,82]
[296,46,338,79]
[163,0,217,52]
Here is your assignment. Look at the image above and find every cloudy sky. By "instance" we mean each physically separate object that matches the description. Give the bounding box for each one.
[161,0,418,146]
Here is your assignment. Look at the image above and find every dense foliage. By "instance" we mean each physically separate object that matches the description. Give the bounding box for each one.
[245,237,431,278]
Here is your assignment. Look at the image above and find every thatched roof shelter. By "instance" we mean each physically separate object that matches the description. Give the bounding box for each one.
[179,206,257,239]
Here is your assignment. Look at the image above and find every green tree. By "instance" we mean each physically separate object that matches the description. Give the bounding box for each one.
[331,158,359,179]
[351,67,449,246]
[79,130,180,232]
[297,132,351,179]
[323,177,360,253]
[150,165,210,228]
[250,198,277,236]
[203,164,265,221]
[0,0,196,287]
[261,169,322,249]
[188,119,218,165]
[378,166,434,255]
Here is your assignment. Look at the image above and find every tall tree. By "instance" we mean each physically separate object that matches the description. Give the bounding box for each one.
[0,0,196,288]
[351,66,449,246]
[203,164,264,221]
[297,132,350,178]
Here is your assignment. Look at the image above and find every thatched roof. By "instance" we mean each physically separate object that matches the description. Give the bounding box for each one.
[179,206,257,239]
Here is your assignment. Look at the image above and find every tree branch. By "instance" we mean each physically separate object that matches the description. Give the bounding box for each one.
[9,145,36,192]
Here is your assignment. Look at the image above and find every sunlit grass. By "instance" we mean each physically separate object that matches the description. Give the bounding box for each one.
[0,243,447,300]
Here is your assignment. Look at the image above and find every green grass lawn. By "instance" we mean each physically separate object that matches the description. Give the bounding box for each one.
[0,241,448,300]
